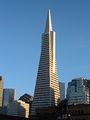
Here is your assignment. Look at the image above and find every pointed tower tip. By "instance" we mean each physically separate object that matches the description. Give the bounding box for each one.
[48,9,51,13]
[45,9,52,33]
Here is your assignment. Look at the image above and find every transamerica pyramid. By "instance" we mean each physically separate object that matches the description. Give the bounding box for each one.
[31,9,60,115]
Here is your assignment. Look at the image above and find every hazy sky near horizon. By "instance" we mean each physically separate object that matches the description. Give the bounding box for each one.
[0,0,90,98]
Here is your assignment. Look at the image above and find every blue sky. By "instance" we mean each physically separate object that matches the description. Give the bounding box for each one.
[0,0,90,99]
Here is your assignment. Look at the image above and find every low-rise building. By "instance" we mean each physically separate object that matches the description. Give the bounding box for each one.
[67,104,90,120]
[19,93,33,116]
[7,100,29,118]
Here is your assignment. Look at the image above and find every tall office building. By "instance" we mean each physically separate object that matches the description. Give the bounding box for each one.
[59,82,65,100]
[31,10,60,115]
[0,76,3,107]
[67,77,90,105]
[3,88,16,106]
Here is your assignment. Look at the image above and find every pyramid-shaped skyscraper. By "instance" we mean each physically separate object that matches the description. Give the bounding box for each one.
[31,10,60,115]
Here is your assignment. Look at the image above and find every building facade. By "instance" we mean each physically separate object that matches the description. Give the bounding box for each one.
[7,100,29,118]
[57,101,90,120]
[59,82,65,100]
[19,93,33,116]
[67,77,90,105]
[31,10,60,115]
[0,76,3,107]
[67,104,90,120]
[3,89,16,106]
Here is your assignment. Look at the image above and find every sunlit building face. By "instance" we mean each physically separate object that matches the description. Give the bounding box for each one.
[31,10,60,115]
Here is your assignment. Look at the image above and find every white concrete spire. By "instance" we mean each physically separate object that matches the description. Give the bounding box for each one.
[45,9,52,32]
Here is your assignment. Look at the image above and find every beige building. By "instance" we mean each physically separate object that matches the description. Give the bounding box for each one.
[0,76,3,107]
[31,10,60,115]
[7,100,29,118]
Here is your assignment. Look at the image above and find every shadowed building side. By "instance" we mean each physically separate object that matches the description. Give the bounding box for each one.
[31,10,60,115]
